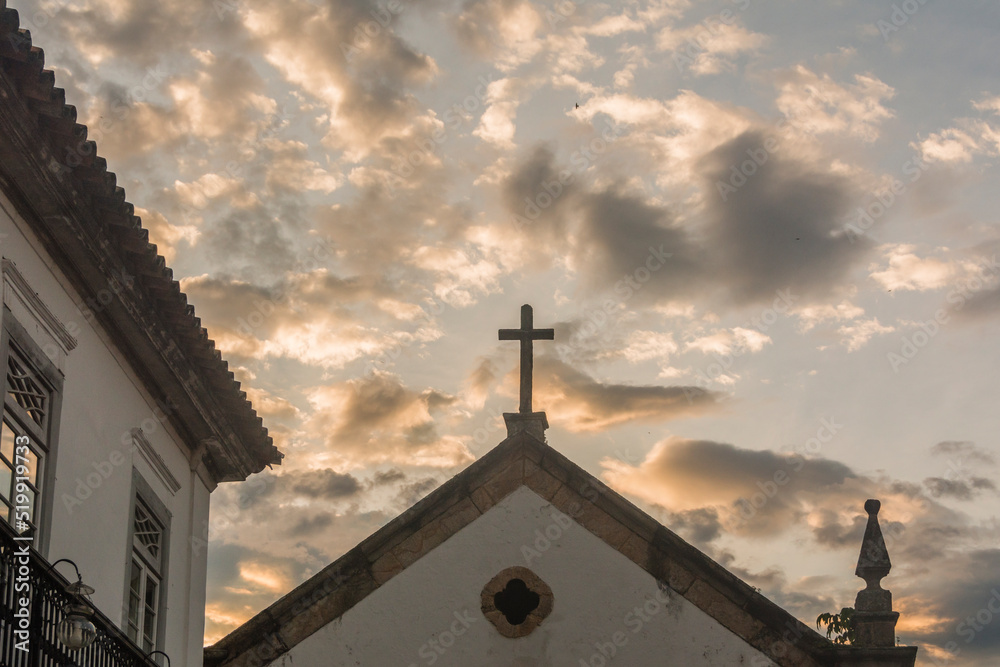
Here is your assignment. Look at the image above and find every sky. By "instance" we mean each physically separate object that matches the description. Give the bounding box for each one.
[13,0,1000,663]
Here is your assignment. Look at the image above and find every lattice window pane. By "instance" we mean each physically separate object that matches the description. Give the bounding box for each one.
[143,574,158,652]
[133,500,163,561]
[127,559,142,643]
[0,423,12,462]
[6,349,49,428]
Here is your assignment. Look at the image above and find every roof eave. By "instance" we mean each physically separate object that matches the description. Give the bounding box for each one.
[0,6,281,480]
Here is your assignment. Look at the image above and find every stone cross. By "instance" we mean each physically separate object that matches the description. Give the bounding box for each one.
[498,304,554,414]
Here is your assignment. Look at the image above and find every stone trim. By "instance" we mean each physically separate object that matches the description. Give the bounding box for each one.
[481,566,553,638]
[1,257,78,354]
[129,427,182,495]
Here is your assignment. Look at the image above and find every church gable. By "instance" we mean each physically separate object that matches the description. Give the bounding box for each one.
[271,485,775,666]
[206,431,854,667]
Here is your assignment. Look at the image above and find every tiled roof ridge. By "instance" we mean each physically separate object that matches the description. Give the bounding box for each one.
[0,0,280,470]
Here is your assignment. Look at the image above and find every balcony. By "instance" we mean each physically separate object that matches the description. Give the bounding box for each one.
[0,522,159,667]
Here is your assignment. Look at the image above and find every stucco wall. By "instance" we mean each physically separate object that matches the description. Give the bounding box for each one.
[278,485,774,666]
[0,190,211,667]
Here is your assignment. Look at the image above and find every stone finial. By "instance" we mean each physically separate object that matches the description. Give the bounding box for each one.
[853,499,899,647]
[856,499,891,593]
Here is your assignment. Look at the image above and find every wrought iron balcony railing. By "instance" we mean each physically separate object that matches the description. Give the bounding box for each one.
[0,522,158,667]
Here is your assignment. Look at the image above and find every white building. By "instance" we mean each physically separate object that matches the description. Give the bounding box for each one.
[0,4,281,665]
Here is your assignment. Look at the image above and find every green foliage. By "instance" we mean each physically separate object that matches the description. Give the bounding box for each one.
[816,607,856,645]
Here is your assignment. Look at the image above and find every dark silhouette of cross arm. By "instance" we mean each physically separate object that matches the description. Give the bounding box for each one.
[498,304,554,414]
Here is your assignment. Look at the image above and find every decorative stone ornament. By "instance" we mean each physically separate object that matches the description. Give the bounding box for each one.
[853,499,899,647]
[481,566,553,638]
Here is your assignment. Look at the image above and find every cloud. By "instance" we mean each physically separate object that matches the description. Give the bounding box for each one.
[923,441,998,500]
[916,95,1000,164]
[918,128,981,164]
[500,127,873,310]
[699,131,872,304]
[774,67,895,142]
[82,52,273,161]
[868,244,989,292]
[61,0,203,67]
[179,271,437,369]
[685,327,770,356]
[931,441,996,467]
[450,0,545,70]
[405,244,505,307]
[263,140,345,194]
[241,386,302,421]
[897,549,1000,663]
[307,372,474,468]
[620,330,679,363]
[135,206,199,263]
[500,143,578,261]
[599,434,1000,663]
[572,185,705,301]
[793,298,866,331]
[836,318,894,352]
[464,356,500,410]
[473,78,522,149]
[602,437,859,537]
[657,21,767,75]
[529,357,721,432]
[291,469,363,499]
[924,476,997,501]
[243,0,439,160]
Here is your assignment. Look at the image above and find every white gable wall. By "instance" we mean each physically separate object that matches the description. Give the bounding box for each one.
[0,191,212,667]
[277,486,774,667]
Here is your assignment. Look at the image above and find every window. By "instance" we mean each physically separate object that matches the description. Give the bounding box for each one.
[0,307,63,543]
[127,499,163,652]
[124,471,170,654]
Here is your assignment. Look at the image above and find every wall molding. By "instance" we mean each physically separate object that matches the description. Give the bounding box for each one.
[2,257,77,354]
[130,427,182,495]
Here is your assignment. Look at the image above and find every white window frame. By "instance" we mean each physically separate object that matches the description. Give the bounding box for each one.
[123,470,171,656]
[0,304,63,555]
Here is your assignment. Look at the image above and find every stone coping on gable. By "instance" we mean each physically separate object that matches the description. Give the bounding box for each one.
[205,432,916,667]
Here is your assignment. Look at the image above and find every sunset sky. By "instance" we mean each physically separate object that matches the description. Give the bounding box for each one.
[15,0,1000,663]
